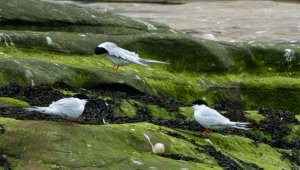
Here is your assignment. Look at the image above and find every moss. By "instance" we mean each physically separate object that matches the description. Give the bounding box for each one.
[0,97,31,108]
[245,111,265,123]
[144,74,205,102]
[148,105,176,119]
[287,124,300,142]
[119,99,138,117]
[245,44,300,73]
[0,118,222,169]
[249,129,272,142]
[0,46,300,113]
[178,107,194,121]
[296,115,300,121]
[242,86,300,114]
[210,134,292,169]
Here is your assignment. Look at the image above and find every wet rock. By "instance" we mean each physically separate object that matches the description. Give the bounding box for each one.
[0,0,169,34]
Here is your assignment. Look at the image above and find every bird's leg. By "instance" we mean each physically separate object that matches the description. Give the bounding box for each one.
[64,118,76,125]
[204,128,210,138]
[112,64,116,70]
[116,65,119,70]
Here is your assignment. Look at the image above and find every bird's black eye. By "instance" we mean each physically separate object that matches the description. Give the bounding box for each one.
[95,47,108,55]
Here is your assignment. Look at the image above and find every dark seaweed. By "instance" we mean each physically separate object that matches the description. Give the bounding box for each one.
[204,145,243,170]
[0,155,12,170]
[159,153,203,163]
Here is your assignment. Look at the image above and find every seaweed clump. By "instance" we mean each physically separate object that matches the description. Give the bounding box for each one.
[0,155,12,170]
[159,153,203,163]
[281,149,300,167]
[258,108,299,149]
[204,145,243,170]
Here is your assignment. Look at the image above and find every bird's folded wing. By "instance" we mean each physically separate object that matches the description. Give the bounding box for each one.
[202,107,230,122]
[107,46,147,65]
[50,98,80,111]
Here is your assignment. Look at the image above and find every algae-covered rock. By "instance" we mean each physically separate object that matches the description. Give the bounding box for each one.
[0,118,295,169]
[0,118,219,169]
[1,46,300,113]
[0,0,299,169]
[0,97,31,108]
[0,56,154,94]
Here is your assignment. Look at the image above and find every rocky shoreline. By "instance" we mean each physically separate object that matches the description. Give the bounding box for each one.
[0,0,299,169]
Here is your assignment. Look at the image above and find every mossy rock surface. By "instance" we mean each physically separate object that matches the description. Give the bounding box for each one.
[0,118,295,170]
[0,0,299,169]
[0,46,300,113]
[0,97,31,108]
[0,56,154,94]
[0,118,218,169]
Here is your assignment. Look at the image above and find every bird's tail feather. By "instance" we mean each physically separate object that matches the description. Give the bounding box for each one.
[24,107,54,115]
[232,125,250,130]
[232,122,251,130]
[139,59,169,65]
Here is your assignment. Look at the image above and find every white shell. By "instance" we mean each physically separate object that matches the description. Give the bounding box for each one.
[154,143,165,154]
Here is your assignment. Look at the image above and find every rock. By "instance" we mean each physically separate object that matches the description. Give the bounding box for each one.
[0,118,295,169]
[72,0,186,4]
[0,0,299,123]
[0,0,170,34]
[0,57,154,95]
[0,97,31,108]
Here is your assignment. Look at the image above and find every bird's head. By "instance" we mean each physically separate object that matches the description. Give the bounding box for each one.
[95,46,108,55]
[95,42,117,55]
[191,99,208,110]
[73,94,89,104]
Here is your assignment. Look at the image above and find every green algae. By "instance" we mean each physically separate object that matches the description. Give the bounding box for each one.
[245,111,265,123]
[0,97,31,108]
[178,107,194,121]
[210,134,293,169]
[296,115,300,121]
[0,46,300,114]
[0,118,222,169]
[119,99,139,117]
[148,105,176,119]
[287,124,300,142]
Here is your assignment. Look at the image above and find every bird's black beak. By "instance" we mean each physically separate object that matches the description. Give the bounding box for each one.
[95,47,108,55]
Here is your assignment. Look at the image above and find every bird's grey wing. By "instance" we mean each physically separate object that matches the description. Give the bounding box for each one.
[107,46,147,66]
[50,98,80,112]
[201,107,230,124]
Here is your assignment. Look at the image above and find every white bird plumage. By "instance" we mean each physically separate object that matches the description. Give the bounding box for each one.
[25,97,88,119]
[95,42,169,70]
[191,100,250,136]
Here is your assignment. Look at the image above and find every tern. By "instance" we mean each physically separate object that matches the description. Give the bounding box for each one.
[24,94,88,120]
[191,100,250,136]
[95,42,169,70]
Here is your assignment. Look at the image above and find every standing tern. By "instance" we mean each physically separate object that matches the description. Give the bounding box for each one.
[95,42,169,70]
[191,100,250,136]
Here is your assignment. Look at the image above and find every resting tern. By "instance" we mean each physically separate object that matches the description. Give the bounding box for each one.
[24,94,88,120]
